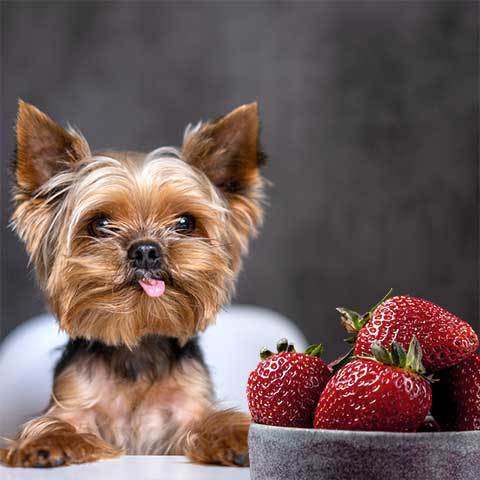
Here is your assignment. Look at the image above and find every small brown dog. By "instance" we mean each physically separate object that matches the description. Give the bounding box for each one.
[1,100,266,467]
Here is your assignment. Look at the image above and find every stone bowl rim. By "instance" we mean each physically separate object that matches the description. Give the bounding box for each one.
[250,422,480,439]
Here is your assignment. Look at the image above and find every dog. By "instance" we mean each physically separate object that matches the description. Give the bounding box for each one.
[0,100,266,467]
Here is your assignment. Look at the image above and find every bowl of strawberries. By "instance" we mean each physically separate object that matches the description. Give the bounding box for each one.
[247,293,480,480]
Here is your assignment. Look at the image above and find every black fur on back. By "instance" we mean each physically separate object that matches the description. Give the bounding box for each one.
[54,335,207,382]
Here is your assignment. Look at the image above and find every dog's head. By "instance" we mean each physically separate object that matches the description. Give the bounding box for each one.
[12,101,265,346]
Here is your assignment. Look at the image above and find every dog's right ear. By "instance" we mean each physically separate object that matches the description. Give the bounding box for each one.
[14,100,90,195]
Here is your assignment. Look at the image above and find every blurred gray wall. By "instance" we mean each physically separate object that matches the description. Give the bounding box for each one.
[1,1,478,360]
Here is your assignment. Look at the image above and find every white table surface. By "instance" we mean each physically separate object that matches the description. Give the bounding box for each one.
[0,455,251,479]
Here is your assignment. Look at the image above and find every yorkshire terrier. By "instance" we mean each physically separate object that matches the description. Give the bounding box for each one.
[1,100,265,467]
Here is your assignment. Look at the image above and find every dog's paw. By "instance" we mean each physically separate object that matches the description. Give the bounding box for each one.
[185,410,250,467]
[1,432,120,468]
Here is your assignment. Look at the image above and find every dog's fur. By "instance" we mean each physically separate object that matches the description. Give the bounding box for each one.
[0,101,265,467]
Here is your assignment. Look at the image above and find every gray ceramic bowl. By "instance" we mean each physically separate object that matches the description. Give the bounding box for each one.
[249,423,480,480]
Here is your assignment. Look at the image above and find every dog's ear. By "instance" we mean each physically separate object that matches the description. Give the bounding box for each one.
[182,102,265,197]
[14,100,90,194]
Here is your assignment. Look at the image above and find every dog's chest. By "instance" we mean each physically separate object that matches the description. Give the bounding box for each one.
[70,359,213,455]
[96,379,198,454]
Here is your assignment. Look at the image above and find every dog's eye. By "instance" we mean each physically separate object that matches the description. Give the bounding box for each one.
[88,216,112,237]
[175,214,196,234]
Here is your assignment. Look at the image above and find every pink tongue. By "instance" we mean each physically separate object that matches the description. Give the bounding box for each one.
[139,279,165,297]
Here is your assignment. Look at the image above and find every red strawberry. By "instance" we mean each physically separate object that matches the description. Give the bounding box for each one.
[314,337,432,432]
[338,292,478,371]
[432,353,480,431]
[247,339,331,428]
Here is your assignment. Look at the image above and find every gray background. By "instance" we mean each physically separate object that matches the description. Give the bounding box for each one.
[1,1,478,361]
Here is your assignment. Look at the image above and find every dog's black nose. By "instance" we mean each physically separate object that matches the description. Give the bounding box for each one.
[128,241,162,270]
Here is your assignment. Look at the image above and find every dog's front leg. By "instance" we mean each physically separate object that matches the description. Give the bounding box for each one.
[184,409,250,467]
[0,414,120,468]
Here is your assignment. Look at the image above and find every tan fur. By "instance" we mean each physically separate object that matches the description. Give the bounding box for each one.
[12,104,263,347]
[6,357,213,455]
[184,409,251,466]
[3,101,264,468]
[2,351,249,467]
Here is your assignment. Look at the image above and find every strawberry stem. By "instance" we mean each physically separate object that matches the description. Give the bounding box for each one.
[337,288,394,333]
[369,336,427,376]
[260,338,297,361]
[367,287,394,318]
[259,339,323,361]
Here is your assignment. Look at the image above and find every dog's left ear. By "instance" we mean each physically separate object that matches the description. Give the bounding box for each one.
[182,102,265,197]
[14,100,90,195]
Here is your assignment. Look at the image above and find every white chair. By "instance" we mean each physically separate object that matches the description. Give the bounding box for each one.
[0,305,307,442]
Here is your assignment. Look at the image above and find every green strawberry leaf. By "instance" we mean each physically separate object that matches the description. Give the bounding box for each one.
[260,348,274,361]
[364,336,428,378]
[337,288,394,333]
[405,336,426,375]
[330,347,355,374]
[305,344,324,357]
[367,287,394,316]
[344,336,357,345]
[371,341,393,365]
[391,341,407,368]
[276,338,289,353]
[336,307,364,332]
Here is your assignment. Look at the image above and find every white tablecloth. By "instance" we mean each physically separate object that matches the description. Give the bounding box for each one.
[0,455,251,480]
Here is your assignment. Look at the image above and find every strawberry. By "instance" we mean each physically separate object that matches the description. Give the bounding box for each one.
[432,353,480,431]
[247,339,331,428]
[314,337,432,432]
[338,292,478,371]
